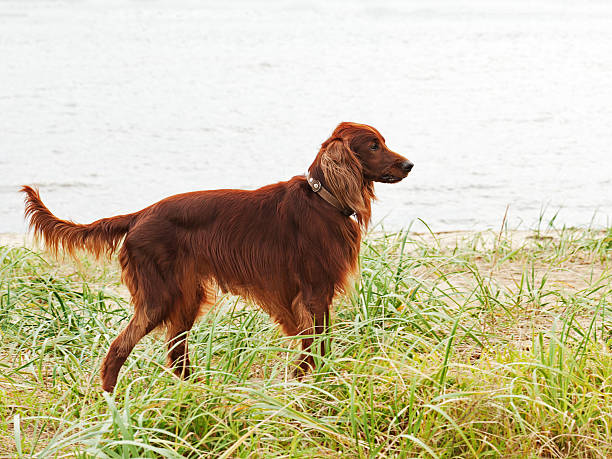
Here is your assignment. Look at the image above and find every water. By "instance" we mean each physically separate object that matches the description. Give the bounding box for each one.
[2,0,611,233]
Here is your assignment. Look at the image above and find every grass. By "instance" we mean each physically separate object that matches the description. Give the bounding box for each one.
[0,224,611,458]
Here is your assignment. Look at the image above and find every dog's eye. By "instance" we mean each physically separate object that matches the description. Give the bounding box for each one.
[370,143,378,151]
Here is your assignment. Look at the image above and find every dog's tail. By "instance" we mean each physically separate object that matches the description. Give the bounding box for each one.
[21,186,139,258]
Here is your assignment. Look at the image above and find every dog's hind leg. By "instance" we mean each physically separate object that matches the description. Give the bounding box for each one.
[100,304,163,392]
[165,279,211,379]
[165,311,198,380]
[101,249,170,392]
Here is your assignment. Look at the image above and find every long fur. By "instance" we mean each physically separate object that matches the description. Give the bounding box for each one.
[22,122,410,392]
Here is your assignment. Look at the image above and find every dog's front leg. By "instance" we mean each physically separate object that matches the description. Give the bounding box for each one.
[290,291,332,378]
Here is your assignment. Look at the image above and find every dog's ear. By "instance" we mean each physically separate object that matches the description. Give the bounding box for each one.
[320,139,365,218]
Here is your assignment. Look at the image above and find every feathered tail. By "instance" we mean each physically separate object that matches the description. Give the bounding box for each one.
[21,186,138,258]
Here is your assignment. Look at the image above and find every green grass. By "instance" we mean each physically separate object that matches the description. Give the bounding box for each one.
[1,225,611,458]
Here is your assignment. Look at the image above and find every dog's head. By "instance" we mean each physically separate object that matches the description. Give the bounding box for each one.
[323,122,413,184]
[309,122,413,227]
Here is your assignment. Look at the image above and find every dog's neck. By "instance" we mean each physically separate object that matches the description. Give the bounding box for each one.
[305,168,374,228]
[306,173,355,217]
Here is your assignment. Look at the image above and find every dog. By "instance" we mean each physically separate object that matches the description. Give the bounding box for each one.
[22,122,413,392]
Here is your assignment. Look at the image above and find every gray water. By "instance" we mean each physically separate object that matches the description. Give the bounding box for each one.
[1,0,611,233]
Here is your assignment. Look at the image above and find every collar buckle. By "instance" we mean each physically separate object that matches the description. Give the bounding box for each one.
[307,176,322,192]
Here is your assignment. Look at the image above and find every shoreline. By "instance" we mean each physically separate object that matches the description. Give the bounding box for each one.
[0,233,33,247]
[3,227,608,250]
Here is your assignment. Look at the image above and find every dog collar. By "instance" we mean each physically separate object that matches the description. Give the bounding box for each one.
[305,173,355,217]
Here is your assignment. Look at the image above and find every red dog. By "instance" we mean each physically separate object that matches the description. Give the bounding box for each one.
[22,122,413,392]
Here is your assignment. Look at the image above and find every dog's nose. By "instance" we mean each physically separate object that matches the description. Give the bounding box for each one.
[400,160,414,173]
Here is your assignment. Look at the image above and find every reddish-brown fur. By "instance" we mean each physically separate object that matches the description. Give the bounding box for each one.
[21,122,412,392]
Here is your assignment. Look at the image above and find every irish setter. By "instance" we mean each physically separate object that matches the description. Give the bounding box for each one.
[22,122,413,392]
